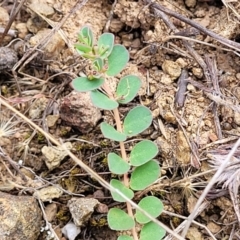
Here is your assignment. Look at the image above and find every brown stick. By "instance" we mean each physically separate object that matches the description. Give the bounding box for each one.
[205,55,223,139]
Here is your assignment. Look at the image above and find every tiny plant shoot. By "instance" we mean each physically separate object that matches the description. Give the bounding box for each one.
[72,26,166,240]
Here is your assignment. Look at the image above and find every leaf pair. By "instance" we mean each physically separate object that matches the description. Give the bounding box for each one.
[108,140,159,194]
[108,159,160,199]
[92,75,141,110]
[108,196,166,240]
[72,74,141,112]
[101,105,152,143]
[109,159,160,200]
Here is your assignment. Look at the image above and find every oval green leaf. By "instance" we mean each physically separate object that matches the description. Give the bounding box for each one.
[98,33,114,58]
[106,45,129,76]
[110,179,134,202]
[108,208,135,231]
[123,106,152,137]
[91,90,118,110]
[118,236,133,240]
[78,26,93,47]
[108,153,130,174]
[116,75,141,104]
[72,77,104,92]
[130,160,160,191]
[135,196,164,224]
[140,222,166,240]
[130,140,158,166]
[100,122,127,141]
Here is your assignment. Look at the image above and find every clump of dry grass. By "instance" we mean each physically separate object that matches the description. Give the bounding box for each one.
[0,114,17,138]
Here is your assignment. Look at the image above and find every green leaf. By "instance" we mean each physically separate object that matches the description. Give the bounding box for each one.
[100,122,127,141]
[93,57,104,71]
[116,75,141,104]
[72,77,104,92]
[135,196,164,224]
[118,236,133,240]
[97,33,114,58]
[130,160,160,190]
[108,208,135,230]
[110,179,134,202]
[91,90,118,110]
[123,106,152,137]
[78,26,94,47]
[108,153,130,174]
[75,43,92,54]
[140,222,166,240]
[106,45,129,76]
[130,140,158,166]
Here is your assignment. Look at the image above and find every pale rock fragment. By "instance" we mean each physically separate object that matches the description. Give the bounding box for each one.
[42,142,72,170]
[33,185,63,202]
[162,60,181,80]
[68,198,99,226]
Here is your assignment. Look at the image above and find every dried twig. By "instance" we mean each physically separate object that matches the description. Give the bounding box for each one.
[146,0,240,52]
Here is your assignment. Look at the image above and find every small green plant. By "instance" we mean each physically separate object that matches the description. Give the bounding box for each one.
[72,26,165,240]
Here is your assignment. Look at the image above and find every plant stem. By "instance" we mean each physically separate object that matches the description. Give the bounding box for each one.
[102,83,139,240]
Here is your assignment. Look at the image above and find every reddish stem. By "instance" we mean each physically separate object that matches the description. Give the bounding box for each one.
[102,83,139,240]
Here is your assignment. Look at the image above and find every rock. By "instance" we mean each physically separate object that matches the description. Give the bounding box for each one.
[0,47,18,72]
[207,222,221,234]
[29,96,49,119]
[26,18,48,34]
[46,115,59,127]
[68,198,99,226]
[233,86,240,101]
[62,222,81,240]
[0,191,42,240]
[28,0,55,17]
[42,142,72,170]
[45,203,58,222]
[15,23,29,39]
[162,60,181,80]
[0,7,9,26]
[59,91,102,134]
[186,227,203,240]
[109,18,124,33]
[120,32,134,47]
[192,67,203,79]
[234,112,240,125]
[29,28,65,58]
[160,73,173,85]
[185,0,197,8]
[33,185,63,202]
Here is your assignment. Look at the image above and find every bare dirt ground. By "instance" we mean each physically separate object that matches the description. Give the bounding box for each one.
[1,0,240,239]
